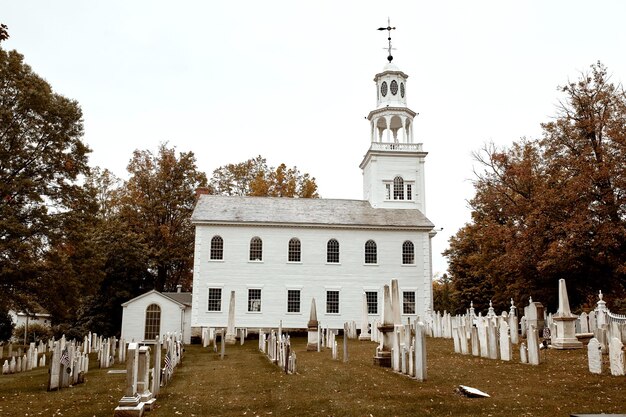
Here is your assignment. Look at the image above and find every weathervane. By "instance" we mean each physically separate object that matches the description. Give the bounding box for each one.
[377,17,396,63]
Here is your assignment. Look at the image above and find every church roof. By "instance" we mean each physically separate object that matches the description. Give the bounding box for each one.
[192,195,434,230]
[162,292,193,306]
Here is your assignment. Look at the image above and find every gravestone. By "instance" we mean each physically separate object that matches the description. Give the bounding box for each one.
[579,312,589,333]
[609,337,624,376]
[525,297,545,334]
[487,319,498,360]
[137,346,156,410]
[373,284,393,367]
[499,321,511,361]
[359,293,371,341]
[552,279,583,349]
[391,279,401,325]
[114,342,145,417]
[477,319,488,358]
[527,325,540,365]
[414,321,427,381]
[470,327,480,356]
[520,342,528,363]
[225,291,237,344]
[307,298,319,351]
[587,338,602,374]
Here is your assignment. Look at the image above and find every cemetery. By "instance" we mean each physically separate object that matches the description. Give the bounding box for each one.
[0,280,625,416]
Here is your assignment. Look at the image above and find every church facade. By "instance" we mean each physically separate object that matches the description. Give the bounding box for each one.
[190,58,435,331]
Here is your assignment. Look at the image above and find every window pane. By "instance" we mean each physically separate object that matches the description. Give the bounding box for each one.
[326,290,339,314]
[288,238,301,262]
[208,288,222,311]
[406,184,412,200]
[402,241,415,265]
[403,291,416,314]
[327,239,340,263]
[249,237,263,261]
[365,291,378,314]
[210,236,223,260]
[248,288,262,312]
[386,184,391,200]
[393,176,404,200]
[365,240,377,264]
[144,304,161,340]
[287,289,300,313]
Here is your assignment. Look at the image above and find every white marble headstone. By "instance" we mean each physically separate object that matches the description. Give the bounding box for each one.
[587,338,602,374]
[609,337,624,376]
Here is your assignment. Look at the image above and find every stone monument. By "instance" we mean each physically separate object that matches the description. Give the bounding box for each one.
[551,279,583,349]
[306,298,319,351]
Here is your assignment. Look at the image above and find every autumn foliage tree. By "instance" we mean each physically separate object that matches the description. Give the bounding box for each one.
[117,144,208,292]
[210,155,319,198]
[445,62,626,313]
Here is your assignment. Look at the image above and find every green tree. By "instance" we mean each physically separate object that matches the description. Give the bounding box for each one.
[0,46,90,313]
[118,143,207,292]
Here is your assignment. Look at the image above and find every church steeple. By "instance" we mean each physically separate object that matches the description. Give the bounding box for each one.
[360,24,427,212]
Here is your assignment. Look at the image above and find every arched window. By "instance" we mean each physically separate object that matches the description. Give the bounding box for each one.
[394,176,405,200]
[402,240,415,264]
[288,238,301,262]
[144,304,161,340]
[327,239,339,263]
[364,240,377,264]
[249,237,263,261]
[210,235,223,260]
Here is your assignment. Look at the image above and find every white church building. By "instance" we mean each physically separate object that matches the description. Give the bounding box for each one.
[191,54,436,332]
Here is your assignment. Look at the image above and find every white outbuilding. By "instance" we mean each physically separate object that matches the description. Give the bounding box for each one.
[120,289,192,344]
[191,53,436,333]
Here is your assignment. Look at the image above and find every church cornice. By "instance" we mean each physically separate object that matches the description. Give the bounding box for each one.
[374,70,408,80]
[193,220,433,232]
[367,107,416,120]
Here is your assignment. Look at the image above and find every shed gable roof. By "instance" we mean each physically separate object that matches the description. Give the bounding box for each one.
[121,289,191,308]
[192,195,434,229]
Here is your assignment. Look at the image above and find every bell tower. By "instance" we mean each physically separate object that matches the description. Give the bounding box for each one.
[360,23,428,212]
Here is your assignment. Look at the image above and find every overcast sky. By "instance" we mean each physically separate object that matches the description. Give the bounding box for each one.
[4,1,626,277]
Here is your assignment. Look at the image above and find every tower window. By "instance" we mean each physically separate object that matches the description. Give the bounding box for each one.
[401,82,405,98]
[394,176,405,200]
[390,80,398,95]
[402,241,415,265]
[385,183,391,200]
[210,235,223,260]
[407,184,413,200]
[364,240,377,264]
[249,237,263,261]
[327,239,339,263]
[288,238,301,262]
[381,81,388,97]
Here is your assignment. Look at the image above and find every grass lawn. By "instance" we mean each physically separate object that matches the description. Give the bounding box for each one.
[0,336,624,416]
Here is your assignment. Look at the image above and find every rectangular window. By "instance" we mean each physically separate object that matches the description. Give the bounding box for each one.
[207,288,222,311]
[287,289,300,313]
[406,184,413,200]
[326,290,339,314]
[248,289,262,312]
[385,184,391,200]
[403,291,416,314]
[365,291,378,314]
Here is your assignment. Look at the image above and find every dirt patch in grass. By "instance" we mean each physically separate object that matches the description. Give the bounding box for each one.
[0,337,623,416]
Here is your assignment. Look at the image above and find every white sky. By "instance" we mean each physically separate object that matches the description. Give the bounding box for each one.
[4,1,626,277]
